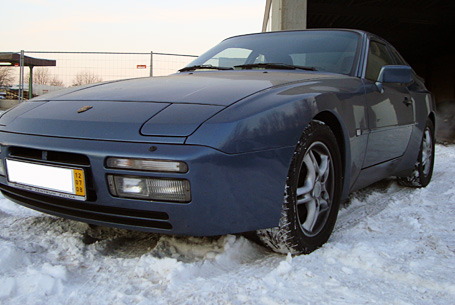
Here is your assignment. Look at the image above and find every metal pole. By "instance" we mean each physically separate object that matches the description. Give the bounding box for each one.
[19,50,25,102]
[29,66,34,99]
[150,51,153,77]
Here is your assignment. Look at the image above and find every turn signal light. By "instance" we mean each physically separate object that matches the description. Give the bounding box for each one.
[106,157,188,173]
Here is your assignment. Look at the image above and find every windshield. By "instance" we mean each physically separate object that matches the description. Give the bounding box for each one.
[185,30,360,75]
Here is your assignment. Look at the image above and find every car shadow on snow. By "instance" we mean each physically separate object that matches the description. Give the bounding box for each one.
[81,225,163,258]
[334,178,405,234]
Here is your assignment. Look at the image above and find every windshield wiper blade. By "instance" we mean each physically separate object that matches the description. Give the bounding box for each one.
[235,63,317,71]
[179,65,234,72]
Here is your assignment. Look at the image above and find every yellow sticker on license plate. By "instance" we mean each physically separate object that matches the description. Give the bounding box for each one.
[73,169,86,197]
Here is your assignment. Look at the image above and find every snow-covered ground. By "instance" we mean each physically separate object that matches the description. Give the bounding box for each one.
[1,145,454,305]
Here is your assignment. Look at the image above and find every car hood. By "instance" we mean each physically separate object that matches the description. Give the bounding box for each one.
[0,71,341,141]
[32,71,338,106]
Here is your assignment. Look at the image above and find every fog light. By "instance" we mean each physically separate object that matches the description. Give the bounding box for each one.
[116,176,149,199]
[106,157,188,173]
[107,175,191,203]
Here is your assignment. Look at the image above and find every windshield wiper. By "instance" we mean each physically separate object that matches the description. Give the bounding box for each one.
[235,63,317,71]
[179,65,234,72]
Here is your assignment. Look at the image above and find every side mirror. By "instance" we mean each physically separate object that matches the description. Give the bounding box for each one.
[376,65,413,93]
[378,65,413,84]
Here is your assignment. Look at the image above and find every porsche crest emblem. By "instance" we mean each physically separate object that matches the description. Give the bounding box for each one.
[77,106,93,113]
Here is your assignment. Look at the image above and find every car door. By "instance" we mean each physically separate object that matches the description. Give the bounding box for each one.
[362,40,414,168]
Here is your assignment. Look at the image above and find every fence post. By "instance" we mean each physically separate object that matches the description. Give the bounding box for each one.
[150,51,153,77]
[29,66,34,100]
[19,50,25,102]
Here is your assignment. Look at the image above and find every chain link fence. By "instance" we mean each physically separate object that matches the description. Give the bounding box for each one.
[1,51,198,102]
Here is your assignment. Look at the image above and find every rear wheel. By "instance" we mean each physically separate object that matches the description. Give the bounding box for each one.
[397,119,435,187]
[257,121,342,254]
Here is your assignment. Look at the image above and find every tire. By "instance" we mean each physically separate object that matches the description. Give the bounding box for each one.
[397,119,435,188]
[256,121,342,254]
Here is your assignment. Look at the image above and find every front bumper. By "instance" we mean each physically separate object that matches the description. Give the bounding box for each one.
[0,131,294,236]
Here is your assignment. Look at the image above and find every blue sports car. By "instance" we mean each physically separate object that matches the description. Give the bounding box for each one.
[0,29,435,254]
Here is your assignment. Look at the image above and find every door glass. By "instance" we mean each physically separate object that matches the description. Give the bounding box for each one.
[365,41,394,81]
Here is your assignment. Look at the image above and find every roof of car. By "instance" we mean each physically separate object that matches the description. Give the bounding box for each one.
[224,28,368,40]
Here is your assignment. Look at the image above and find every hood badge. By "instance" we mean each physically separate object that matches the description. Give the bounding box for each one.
[77,106,93,113]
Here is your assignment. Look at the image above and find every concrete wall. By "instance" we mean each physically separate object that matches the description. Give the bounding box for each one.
[270,0,307,31]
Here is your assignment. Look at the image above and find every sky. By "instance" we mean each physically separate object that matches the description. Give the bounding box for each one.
[3,0,266,56]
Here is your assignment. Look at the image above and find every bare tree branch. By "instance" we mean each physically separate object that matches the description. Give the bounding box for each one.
[25,68,65,87]
[72,71,103,86]
[33,68,51,85]
[0,67,14,87]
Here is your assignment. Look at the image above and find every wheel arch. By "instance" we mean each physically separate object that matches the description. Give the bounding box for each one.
[313,110,351,201]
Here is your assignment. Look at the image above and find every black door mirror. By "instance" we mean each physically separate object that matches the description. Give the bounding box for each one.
[375,65,413,93]
[377,65,413,84]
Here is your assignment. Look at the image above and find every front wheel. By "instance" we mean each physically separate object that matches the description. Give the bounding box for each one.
[397,119,435,188]
[257,121,342,254]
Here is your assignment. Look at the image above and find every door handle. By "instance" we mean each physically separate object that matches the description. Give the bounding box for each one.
[403,97,412,106]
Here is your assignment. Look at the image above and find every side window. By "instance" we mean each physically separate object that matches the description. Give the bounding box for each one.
[365,41,394,81]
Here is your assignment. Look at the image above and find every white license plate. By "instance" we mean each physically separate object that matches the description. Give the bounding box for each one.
[6,159,86,201]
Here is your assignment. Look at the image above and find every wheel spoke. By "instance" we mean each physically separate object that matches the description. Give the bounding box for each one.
[319,199,330,214]
[308,150,318,170]
[297,154,316,196]
[297,193,313,205]
[321,183,330,201]
[316,154,329,181]
[302,198,330,232]
[302,199,317,232]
